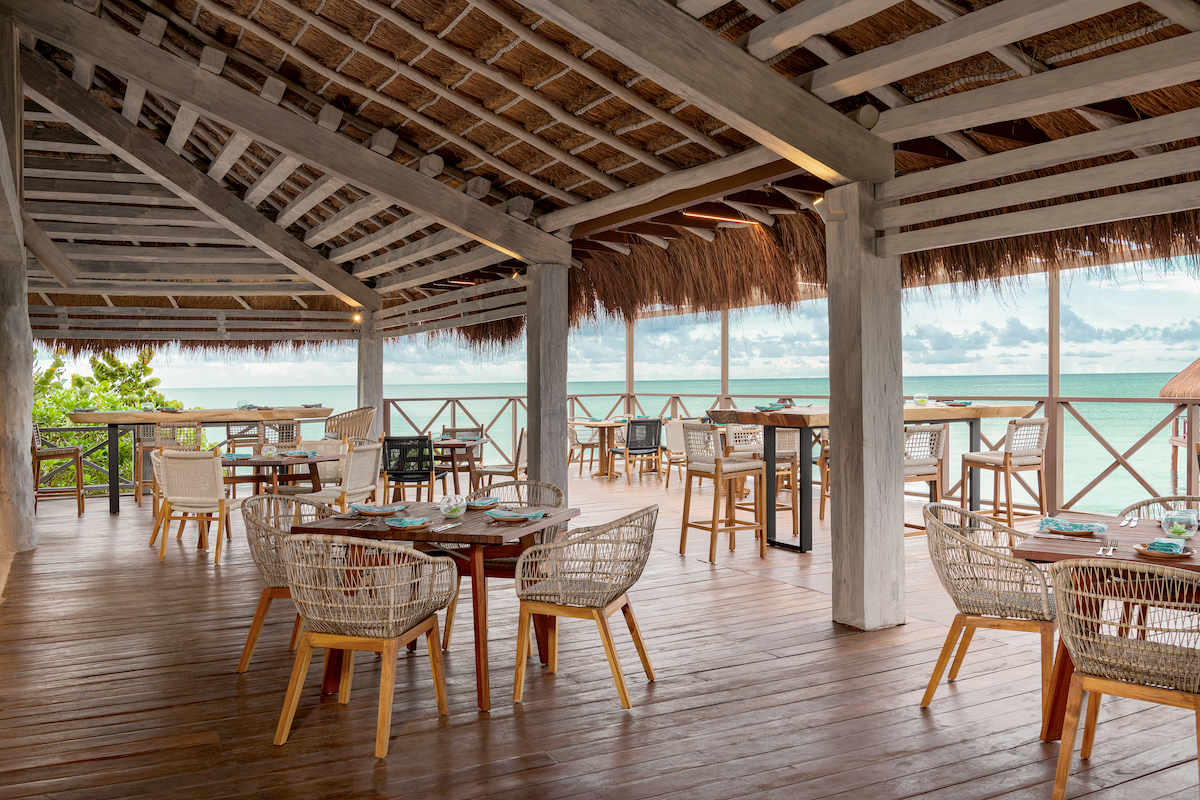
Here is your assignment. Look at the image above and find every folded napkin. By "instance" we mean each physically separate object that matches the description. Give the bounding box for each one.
[467,497,498,507]
[301,403,323,408]
[1038,517,1109,534]
[1146,537,1186,554]
[72,407,98,412]
[755,404,786,411]
[279,450,317,458]
[385,517,431,528]
[458,435,482,441]
[485,508,547,520]
[588,417,602,421]
[350,502,407,514]
[223,452,252,459]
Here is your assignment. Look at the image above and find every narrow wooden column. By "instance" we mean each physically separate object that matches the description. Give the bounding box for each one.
[526,263,570,501]
[1045,270,1064,512]
[356,310,383,440]
[0,14,34,552]
[826,181,905,631]
[624,319,635,415]
[719,309,731,408]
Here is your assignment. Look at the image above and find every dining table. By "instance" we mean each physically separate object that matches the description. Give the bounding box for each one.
[432,438,484,493]
[1012,510,1200,742]
[220,453,343,494]
[291,501,580,712]
[578,419,627,480]
[707,402,1037,552]
[66,406,333,514]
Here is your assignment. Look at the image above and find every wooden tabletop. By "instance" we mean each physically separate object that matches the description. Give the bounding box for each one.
[221,454,342,467]
[708,403,1037,428]
[578,420,627,428]
[1013,512,1200,572]
[291,502,579,546]
[433,438,488,447]
[67,406,334,424]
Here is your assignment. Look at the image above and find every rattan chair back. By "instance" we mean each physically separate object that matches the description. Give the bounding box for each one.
[324,406,376,440]
[726,423,762,451]
[1004,417,1048,457]
[382,435,437,481]
[682,422,720,468]
[340,441,383,497]
[296,438,345,482]
[1117,495,1200,521]
[443,425,485,457]
[516,505,659,609]
[283,534,456,638]
[467,479,563,543]
[155,422,204,450]
[160,449,225,511]
[1050,559,1200,693]
[623,419,662,452]
[923,503,1053,621]
[904,424,946,469]
[663,418,685,453]
[257,420,299,448]
[241,495,338,588]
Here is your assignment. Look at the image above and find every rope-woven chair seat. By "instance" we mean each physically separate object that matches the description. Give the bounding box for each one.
[687,458,764,474]
[35,446,80,458]
[904,463,940,477]
[964,451,1042,467]
[610,446,661,455]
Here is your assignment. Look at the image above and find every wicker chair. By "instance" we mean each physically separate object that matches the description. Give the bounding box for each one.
[1048,559,1200,800]
[324,406,376,440]
[920,504,1055,716]
[237,495,338,672]
[138,423,204,513]
[568,420,599,476]
[31,422,85,516]
[610,419,663,485]
[257,420,300,450]
[439,480,566,650]
[275,534,455,758]
[295,440,380,512]
[727,426,801,537]
[817,429,831,521]
[660,418,687,487]
[382,435,448,501]
[903,424,947,534]
[513,505,659,708]
[152,448,239,563]
[274,438,345,496]
[960,417,1049,527]
[680,422,765,562]
[473,428,527,489]
[1117,495,1200,521]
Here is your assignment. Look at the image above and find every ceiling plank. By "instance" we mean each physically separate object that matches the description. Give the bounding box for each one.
[384,303,528,337]
[8,0,568,265]
[20,208,77,287]
[273,172,342,229]
[375,247,511,293]
[23,127,107,154]
[53,242,277,263]
[208,77,285,181]
[747,0,900,61]
[31,303,353,319]
[23,201,220,226]
[22,50,381,310]
[23,177,186,205]
[376,291,526,330]
[24,156,158,182]
[303,194,391,246]
[28,260,291,279]
[328,212,430,263]
[36,221,243,244]
[872,32,1200,143]
[352,228,472,279]
[517,0,893,184]
[1142,0,1200,30]
[374,277,523,321]
[26,277,323,295]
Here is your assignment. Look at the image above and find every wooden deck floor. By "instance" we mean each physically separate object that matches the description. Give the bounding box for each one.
[1,471,1196,800]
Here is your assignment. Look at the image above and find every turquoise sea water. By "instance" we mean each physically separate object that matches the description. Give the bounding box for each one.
[167,373,1182,515]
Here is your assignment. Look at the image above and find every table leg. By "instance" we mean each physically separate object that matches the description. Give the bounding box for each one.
[1041,637,1074,742]
[767,426,810,553]
[450,451,461,494]
[470,543,490,711]
[968,419,981,511]
[107,423,120,515]
[592,429,610,478]
[308,463,321,491]
[465,447,477,492]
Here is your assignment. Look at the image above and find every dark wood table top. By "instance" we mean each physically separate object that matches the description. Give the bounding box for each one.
[1013,511,1200,572]
[291,502,579,546]
[708,403,1036,428]
[220,454,342,467]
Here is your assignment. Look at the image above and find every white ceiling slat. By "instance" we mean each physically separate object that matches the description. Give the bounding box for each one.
[352,228,473,278]
[747,0,899,61]
[375,247,511,293]
[26,278,324,295]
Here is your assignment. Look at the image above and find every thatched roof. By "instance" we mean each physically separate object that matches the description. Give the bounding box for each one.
[1161,357,1200,397]
[12,0,1200,352]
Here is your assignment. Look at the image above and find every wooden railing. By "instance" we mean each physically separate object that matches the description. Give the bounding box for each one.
[35,425,134,493]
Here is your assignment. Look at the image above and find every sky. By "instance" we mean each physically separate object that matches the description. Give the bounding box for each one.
[38,258,1200,388]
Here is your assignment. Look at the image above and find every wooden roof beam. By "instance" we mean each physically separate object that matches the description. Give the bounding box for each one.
[747,0,901,61]
[22,51,381,310]
[23,177,186,205]
[207,77,285,181]
[352,228,472,279]
[35,221,243,244]
[374,277,523,321]
[873,31,1200,142]
[382,303,528,338]
[52,243,276,263]
[28,260,292,280]
[26,278,323,295]
[1142,0,1200,30]
[20,209,77,287]
[4,0,569,265]
[24,157,157,183]
[518,0,893,185]
[23,201,220,227]
[375,247,511,293]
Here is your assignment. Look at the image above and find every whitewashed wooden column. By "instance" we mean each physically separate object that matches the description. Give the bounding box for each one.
[1045,271,1064,512]
[719,309,731,408]
[356,310,383,439]
[526,263,570,502]
[625,319,635,415]
[0,13,34,552]
[826,181,905,630]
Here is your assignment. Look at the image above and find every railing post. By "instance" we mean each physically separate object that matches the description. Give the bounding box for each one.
[383,402,391,437]
[624,319,635,416]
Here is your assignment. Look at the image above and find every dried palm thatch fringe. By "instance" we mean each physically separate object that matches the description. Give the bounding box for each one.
[1160,356,1200,397]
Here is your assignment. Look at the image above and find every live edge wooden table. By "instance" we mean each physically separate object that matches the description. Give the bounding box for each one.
[221,454,342,494]
[708,403,1035,552]
[67,406,333,514]
[578,420,626,479]
[1012,511,1200,742]
[291,502,580,712]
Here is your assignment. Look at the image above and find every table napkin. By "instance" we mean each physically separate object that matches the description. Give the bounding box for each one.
[1147,538,1186,554]
[467,497,498,507]
[486,508,547,520]
[385,517,431,527]
[350,503,407,514]
[223,452,252,459]
[1038,517,1109,534]
[279,450,317,458]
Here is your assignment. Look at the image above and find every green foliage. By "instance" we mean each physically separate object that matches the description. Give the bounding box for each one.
[33,349,183,492]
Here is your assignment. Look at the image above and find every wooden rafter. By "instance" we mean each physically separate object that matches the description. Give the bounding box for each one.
[20,208,76,287]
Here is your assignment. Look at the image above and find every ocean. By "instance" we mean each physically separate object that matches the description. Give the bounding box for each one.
[167,373,1182,515]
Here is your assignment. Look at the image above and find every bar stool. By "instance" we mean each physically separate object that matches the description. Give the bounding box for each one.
[903,424,946,535]
[817,429,831,521]
[960,417,1049,527]
[32,423,85,516]
[679,422,766,562]
[727,426,800,537]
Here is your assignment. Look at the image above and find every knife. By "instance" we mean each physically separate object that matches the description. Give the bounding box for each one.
[1033,533,1071,540]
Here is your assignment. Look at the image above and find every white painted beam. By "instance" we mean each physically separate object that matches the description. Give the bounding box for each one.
[747,0,899,61]
[20,209,77,287]
[518,0,893,184]
[26,278,323,295]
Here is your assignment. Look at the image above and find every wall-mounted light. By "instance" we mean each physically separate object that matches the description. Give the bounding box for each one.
[448,279,474,286]
[353,313,362,322]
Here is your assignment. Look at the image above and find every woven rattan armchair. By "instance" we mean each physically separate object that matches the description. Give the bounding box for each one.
[32,422,85,516]
[439,480,566,649]
[921,504,1056,715]
[904,424,947,534]
[296,440,380,511]
[513,505,659,708]
[237,495,338,672]
[275,534,455,758]
[961,417,1049,527]
[1048,559,1200,800]
[680,422,765,562]
[324,406,376,441]
[1117,495,1200,521]
[133,421,202,511]
[568,420,599,476]
[152,448,239,563]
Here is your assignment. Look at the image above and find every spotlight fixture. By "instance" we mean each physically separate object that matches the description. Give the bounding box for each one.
[448,279,474,286]
[682,202,760,225]
[353,313,362,322]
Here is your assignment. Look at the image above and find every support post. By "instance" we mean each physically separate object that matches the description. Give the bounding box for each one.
[826,181,904,631]
[0,14,34,552]
[625,318,635,415]
[356,310,383,440]
[526,264,570,502]
[719,309,731,409]
[1046,270,1064,513]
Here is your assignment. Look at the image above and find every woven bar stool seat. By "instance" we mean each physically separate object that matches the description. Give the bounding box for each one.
[961,417,1049,527]
[904,424,947,534]
[679,422,766,562]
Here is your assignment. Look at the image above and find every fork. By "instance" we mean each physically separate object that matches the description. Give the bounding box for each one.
[1097,538,1117,556]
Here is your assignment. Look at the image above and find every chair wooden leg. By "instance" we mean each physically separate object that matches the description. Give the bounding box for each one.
[513,603,532,702]
[214,502,227,563]
[921,614,966,707]
[1037,467,1048,516]
[237,587,275,672]
[274,632,315,746]
[621,599,654,680]
[1080,690,1101,759]
[709,475,722,563]
[679,473,692,556]
[426,622,448,715]
[756,472,766,558]
[594,609,631,709]
[442,574,461,650]
[1040,622,1056,721]
[546,615,559,673]
[1004,469,1015,528]
[959,457,969,510]
[947,624,975,680]
[338,650,355,703]
[289,614,304,650]
[1051,674,1086,800]
[159,502,173,561]
[75,454,84,515]
[375,640,399,758]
